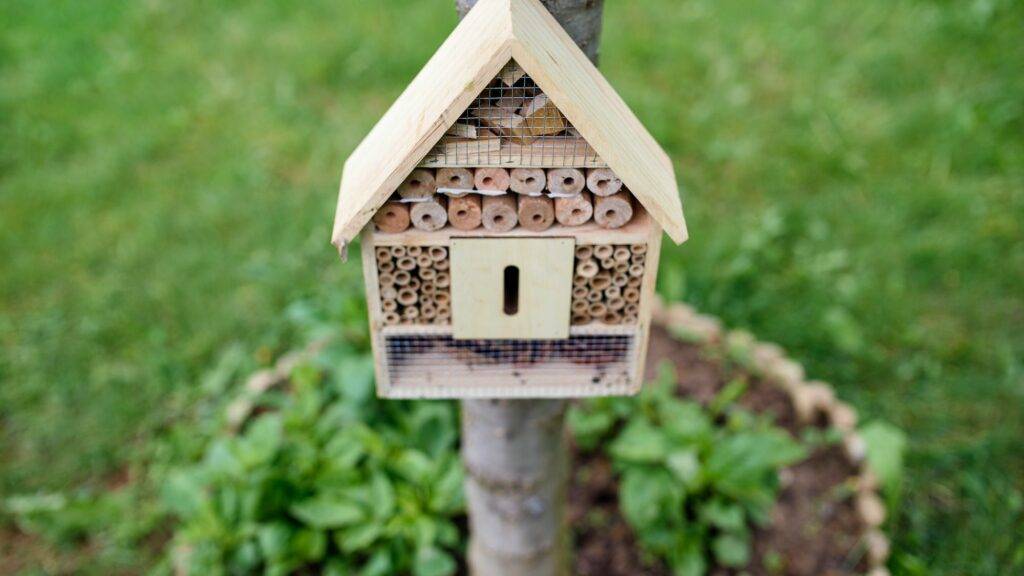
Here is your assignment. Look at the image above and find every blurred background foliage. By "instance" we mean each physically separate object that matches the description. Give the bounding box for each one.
[1,0,1021,573]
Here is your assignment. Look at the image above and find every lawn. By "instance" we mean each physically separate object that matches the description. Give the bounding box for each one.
[1,0,1021,573]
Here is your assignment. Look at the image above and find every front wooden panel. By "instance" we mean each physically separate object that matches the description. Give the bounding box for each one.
[450,238,574,339]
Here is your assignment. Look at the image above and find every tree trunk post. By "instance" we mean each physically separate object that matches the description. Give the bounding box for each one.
[456,2,605,575]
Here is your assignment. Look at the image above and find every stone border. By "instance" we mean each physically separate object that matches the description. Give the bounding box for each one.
[651,296,891,575]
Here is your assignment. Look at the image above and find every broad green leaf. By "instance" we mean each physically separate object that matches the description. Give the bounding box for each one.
[669,539,707,576]
[257,522,293,562]
[666,449,702,488]
[658,399,713,444]
[699,499,745,531]
[859,420,906,498]
[609,420,670,464]
[290,497,364,528]
[335,521,384,553]
[568,405,617,450]
[429,461,465,514]
[369,472,396,520]
[294,528,328,562]
[414,545,457,576]
[392,449,435,481]
[359,549,394,576]
[620,468,682,528]
[238,414,284,468]
[712,532,750,567]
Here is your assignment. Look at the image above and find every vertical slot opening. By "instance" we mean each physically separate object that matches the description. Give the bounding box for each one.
[503,265,520,316]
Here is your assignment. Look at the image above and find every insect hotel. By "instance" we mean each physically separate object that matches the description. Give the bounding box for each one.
[331,0,687,399]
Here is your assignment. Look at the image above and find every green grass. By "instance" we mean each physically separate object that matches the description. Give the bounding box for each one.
[1,0,1022,573]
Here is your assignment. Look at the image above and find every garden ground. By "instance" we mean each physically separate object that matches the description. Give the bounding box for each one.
[1,0,1022,573]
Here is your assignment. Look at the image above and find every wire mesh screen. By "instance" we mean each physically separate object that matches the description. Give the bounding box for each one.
[420,60,606,168]
[382,330,638,393]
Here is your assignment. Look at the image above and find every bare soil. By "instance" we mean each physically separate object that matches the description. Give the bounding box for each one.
[569,326,869,575]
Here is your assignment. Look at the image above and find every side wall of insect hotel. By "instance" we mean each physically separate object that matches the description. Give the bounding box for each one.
[361,62,663,399]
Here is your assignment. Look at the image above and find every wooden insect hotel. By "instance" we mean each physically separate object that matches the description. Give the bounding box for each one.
[331,0,687,399]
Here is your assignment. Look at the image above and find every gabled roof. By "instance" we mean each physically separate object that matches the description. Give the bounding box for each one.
[331,0,688,255]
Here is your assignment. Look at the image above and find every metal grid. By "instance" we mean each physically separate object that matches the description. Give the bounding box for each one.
[382,331,638,390]
[420,61,606,168]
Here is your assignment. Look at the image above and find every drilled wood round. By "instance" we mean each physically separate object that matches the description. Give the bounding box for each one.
[410,197,448,231]
[586,168,623,197]
[594,191,634,229]
[474,167,511,192]
[546,167,585,196]
[554,191,593,226]
[398,169,437,199]
[482,194,518,232]
[437,167,474,190]
[448,194,483,231]
[517,195,555,232]
[510,168,547,195]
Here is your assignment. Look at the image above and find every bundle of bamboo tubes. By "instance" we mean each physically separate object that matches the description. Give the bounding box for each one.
[374,167,633,234]
[570,243,646,326]
[376,245,452,326]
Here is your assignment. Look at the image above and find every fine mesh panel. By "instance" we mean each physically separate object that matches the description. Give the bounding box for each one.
[382,330,638,393]
[420,61,605,168]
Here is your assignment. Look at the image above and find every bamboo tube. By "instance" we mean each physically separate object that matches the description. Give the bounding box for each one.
[393,271,411,286]
[632,254,646,266]
[625,304,639,317]
[571,299,589,314]
[419,268,437,281]
[607,297,626,312]
[601,258,616,270]
[571,314,590,325]
[547,168,585,196]
[573,275,588,287]
[594,192,634,229]
[380,285,398,301]
[588,303,608,318]
[603,312,623,325]
[434,292,451,306]
[398,169,437,200]
[510,168,546,195]
[402,306,420,320]
[613,275,628,288]
[375,247,392,262]
[449,194,483,231]
[378,260,395,273]
[591,272,612,291]
[576,259,599,279]
[627,276,642,288]
[586,168,623,197]
[407,246,423,257]
[586,289,603,303]
[429,246,447,261]
[517,195,555,232]
[630,244,648,255]
[605,286,622,300]
[390,246,407,258]
[396,257,416,271]
[410,196,448,232]
[574,246,593,260]
[435,272,451,288]
[572,286,588,300]
[482,194,518,232]
[613,247,631,262]
[397,288,418,307]
[422,282,436,296]
[407,277,421,291]
[629,264,645,278]
[435,259,450,271]
[594,245,613,260]
[437,167,474,190]
[624,288,641,303]
[383,312,401,325]
[615,263,630,276]
[554,191,593,227]
[421,304,437,321]
[378,272,396,286]
[417,254,433,268]
[474,168,511,192]
[381,299,398,313]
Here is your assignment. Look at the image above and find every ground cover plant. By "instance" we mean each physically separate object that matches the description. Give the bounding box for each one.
[2,0,1022,573]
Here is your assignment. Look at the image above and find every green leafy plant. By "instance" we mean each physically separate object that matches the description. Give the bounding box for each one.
[570,364,807,575]
[163,356,464,576]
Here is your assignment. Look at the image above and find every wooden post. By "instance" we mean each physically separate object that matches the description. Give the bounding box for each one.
[454,2,606,576]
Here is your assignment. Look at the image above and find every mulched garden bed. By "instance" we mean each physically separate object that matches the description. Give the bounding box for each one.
[569,326,870,576]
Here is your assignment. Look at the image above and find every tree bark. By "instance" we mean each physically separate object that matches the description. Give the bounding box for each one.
[456,2,605,575]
